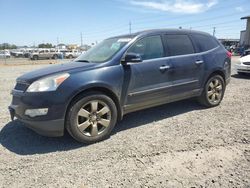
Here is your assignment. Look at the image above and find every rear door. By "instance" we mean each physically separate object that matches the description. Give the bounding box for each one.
[163,34,204,96]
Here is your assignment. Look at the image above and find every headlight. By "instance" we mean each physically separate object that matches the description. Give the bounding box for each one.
[26,73,70,92]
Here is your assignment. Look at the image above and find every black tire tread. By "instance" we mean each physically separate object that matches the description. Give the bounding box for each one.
[198,74,225,107]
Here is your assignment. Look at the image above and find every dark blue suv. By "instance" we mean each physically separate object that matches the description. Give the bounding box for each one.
[9,29,231,143]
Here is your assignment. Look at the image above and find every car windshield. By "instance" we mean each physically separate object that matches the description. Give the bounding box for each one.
[75,37,132,63]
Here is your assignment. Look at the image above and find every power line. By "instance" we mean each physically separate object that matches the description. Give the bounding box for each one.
[83,9,249,39]
[132,0,249,24]
[79,0,248,37]
[58,1,249,44]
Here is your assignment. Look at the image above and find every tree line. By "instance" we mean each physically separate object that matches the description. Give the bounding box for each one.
[0,43,55,50]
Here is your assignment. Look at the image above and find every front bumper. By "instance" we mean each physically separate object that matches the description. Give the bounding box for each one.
[235,63,250,73]
[9,89,66,137]
[9,105,64,137]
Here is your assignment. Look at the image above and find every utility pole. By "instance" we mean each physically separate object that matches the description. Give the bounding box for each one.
[80,32,83,47]
[213,27,216,36]
[56,37,59,45]
[129,21,131,34]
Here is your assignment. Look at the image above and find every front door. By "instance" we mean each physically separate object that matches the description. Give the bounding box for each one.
[124,35,172,111]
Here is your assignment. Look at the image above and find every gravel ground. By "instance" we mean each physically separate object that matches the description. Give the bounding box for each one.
[0,57,249,188]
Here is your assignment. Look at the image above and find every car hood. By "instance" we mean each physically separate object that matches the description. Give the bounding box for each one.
[17,61,101,83]
[240,55,250,63]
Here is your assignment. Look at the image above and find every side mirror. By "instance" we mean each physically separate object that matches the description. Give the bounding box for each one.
[121,53,142,64]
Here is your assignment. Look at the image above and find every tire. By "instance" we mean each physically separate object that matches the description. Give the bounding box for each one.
[53,54,58,60]
[198,75,225,107]
[33,55,38,60]
[68,55,73,59]
[66,92,117,144]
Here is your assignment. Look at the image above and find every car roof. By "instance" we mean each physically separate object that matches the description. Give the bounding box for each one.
[109,28,212,39]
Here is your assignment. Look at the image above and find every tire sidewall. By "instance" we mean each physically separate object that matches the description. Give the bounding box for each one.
[67,93,117,143]
[204,75,225,106]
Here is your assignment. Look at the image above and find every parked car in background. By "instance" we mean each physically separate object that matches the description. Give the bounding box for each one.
[236,49,250,75]
[241,49,250,57]
[10,49,24,57]
[0,50,11,58]
[9,29,231,143]
[23,49,35,58]
[30,49,60,60]
[64,49,82,58]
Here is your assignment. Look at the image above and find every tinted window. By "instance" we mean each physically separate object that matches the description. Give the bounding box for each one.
[164,35,194,56]
[127,35,164,60]
[192,34,219,52]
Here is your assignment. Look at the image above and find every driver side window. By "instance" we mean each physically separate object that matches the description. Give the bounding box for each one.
[127,35,164,61]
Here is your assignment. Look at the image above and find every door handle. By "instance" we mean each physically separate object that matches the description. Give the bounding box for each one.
[195,60,204,65]
[159,65,170,71]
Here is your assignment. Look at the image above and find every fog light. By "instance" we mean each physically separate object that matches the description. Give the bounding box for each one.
[25,108,48,117]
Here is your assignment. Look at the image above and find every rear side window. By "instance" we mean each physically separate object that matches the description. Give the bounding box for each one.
[163,35,194,56]
[192,34,219,52]
[127,35,164,60]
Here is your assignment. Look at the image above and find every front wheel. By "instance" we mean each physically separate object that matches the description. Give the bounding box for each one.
[66,92,117,143]
[33,55,38,60]
[198,75,225,107]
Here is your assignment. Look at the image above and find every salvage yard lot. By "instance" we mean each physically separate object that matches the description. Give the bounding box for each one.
[0,57,249,187]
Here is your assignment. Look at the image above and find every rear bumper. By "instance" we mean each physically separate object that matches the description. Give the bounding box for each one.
[235,64,250,73]
[9,106,64,137]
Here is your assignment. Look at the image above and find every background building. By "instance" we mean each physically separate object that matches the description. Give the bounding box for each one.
[240,15,250,48]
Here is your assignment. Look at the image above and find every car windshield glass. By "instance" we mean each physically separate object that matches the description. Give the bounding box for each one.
[75,37,132,63]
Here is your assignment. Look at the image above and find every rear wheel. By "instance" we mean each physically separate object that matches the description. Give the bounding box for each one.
[198,75,225,107]
[66,92,117,143]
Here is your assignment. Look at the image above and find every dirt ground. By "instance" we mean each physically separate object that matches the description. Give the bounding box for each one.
[0,57,249,188]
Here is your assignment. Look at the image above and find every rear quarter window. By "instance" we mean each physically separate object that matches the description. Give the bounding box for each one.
[192,34,219,52]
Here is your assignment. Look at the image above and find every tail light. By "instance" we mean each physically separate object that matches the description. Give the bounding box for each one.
[227,51,232,58]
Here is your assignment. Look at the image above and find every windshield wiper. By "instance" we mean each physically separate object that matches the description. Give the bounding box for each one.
[75,60,90,63]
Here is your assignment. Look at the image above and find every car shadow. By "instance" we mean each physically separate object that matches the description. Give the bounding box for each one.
[231,73,250,79]
[0,99,204,155]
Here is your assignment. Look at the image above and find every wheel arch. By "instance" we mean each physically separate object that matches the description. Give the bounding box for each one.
[206,69,226,83]
[65,86,123,124]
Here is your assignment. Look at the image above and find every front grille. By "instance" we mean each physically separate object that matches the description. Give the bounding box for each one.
[14,82,29,91]
[243,62,250,65]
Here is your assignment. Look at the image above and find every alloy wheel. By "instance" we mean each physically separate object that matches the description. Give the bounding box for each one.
[77,100,111,137]
[207,78,223,104]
